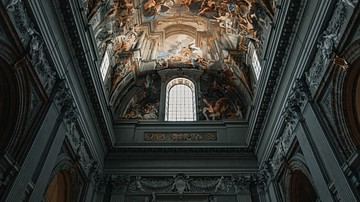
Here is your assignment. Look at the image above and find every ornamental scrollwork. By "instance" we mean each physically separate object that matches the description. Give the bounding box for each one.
[270,77,310,173]
[5,0,57,94]
[305,0,352,89]
[125,173,267,194]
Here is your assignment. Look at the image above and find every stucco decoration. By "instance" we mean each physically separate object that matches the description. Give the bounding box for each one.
[269,77,311,173]
[305,0,354,89]
[5,0,58,94]
[93,173,268,195]
[118,72,161,120]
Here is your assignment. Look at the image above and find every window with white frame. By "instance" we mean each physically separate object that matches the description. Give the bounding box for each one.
[248,42,262,80]
[165,78,196,121]
[252,50,261,80]
[100,51,110,80]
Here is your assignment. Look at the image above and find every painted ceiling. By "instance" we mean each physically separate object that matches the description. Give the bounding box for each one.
[84,0,277,121]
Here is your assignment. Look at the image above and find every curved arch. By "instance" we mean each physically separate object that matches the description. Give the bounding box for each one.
[0,58,20,152]
[289,170,318,202]
[44,153,77,202]
[332,39,360,157]
[343,58,360,143]
[44,170,73,202]
[0,56,30,161]
[284,153,319,202]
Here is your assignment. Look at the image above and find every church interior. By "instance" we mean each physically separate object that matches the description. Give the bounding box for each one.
[0,0,360,201]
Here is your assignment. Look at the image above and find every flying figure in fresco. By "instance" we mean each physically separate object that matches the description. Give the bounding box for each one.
[213,12,237,34]
[202,98,225,120]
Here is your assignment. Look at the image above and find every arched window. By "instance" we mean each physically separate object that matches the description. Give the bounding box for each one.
[165,78,196,121]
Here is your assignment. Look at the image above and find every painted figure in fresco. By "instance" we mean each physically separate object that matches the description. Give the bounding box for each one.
[112,27,138,52]
[197,0,217,17]
[214,12,236,34]
[226,103,243,119]
[143,0,172,18]
[124,104,143,119]
[202,98,225,120]
[112,58,135,89]
[142,103,159,119]
[192,56,210,70]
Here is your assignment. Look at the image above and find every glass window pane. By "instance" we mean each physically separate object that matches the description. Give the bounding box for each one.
[165,78,196,121]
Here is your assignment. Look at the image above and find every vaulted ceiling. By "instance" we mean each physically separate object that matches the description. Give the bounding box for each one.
[84,0,275,122]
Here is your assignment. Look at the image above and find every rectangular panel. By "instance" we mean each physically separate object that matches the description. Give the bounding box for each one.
[144,132,217,141]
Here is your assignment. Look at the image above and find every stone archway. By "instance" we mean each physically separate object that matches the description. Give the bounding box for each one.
[342,58,360,146]
[0,59,20,152]
[44,171,72,202]
[289,170,318,202]
[332,40,360,156]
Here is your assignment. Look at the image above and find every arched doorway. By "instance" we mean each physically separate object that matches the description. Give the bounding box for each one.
[290,170,318,202]
[44,171,72,202]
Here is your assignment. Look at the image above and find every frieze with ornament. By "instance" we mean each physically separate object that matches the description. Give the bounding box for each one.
[122,173,265,194]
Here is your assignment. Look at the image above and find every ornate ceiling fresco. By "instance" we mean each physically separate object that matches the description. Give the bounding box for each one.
[83,0,277,121]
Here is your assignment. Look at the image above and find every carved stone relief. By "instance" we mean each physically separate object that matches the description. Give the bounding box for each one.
[99,172,267,197]
[5,0,57,94]
[268,77,310,174]
[305,0,352,89]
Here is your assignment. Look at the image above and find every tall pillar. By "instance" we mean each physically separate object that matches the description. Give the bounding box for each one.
[300,103,360,201]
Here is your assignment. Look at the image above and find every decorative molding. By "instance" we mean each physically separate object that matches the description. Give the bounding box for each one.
[144,132,217,141]
[282,77,311,129]
[100,173,267,194]
[305,0,351,89]
[269,77,310,173]
[57,0,113,148]
[5,0,57,94]
[250,0,307,150]
[54,81,100,180]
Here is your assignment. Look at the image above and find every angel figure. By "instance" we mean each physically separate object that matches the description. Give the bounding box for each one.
[202,98,225,120]
[214,12,236,34]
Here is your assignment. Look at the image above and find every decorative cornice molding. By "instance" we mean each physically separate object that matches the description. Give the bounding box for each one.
[250,0,308,150]
[58,0,113,148]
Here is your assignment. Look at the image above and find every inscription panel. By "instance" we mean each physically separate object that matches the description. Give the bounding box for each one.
[144,132,217,141]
